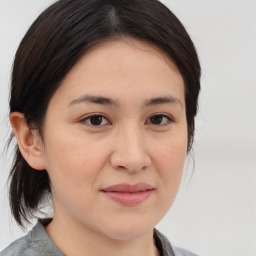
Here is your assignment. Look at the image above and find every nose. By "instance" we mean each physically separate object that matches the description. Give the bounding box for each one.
[109,126,152,173]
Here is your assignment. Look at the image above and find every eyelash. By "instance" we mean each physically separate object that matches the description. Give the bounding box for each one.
[80,113,174,127]
[80,114,110,127]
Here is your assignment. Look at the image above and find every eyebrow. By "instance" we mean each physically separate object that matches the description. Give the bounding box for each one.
[69,95,119,107]
[144,96,183,108]
[68,94,183,108]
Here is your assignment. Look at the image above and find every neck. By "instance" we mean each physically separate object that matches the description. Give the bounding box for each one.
[45,216,159,256]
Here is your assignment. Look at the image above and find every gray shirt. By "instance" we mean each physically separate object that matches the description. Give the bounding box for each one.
[0,220,198,256]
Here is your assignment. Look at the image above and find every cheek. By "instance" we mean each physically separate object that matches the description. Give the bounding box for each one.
[152,129,187,172]
[42,138,109,219]
[152,134,187,205]
[42,133,107,195]
[158,147,186,186]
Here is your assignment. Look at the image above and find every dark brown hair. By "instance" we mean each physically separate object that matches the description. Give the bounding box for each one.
[8,0,201,227]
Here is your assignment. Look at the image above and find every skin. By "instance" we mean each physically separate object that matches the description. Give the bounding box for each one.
[10,38,188,256]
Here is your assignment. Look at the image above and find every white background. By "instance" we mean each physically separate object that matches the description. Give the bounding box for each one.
[0,0,255,255]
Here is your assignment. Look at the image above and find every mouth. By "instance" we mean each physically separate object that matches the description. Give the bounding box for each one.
[101,183,155,206]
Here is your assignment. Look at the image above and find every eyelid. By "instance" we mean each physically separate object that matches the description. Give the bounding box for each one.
[145,113,175,126]
[78,112,174,127]
[79,113,111,127]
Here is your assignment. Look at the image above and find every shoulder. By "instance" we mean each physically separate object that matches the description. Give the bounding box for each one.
[0,220,64,256]
[154,229,199,256]
[0,233,39,256]
[173,247,199,256]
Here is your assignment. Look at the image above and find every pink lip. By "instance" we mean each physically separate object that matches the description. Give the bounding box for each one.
[101,183,154,206]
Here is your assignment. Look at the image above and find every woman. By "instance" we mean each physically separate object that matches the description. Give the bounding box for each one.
[1,0,201,255]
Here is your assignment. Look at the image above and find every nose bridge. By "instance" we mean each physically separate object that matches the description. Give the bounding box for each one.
[122,123,143,154]
[110,122,151,172]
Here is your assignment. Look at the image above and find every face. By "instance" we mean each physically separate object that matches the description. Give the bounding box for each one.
[40,38,187,240]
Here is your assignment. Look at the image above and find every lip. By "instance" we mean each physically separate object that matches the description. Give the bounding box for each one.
[101,183,154,206]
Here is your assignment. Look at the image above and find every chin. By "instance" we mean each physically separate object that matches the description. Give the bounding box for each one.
[99,219,156,241]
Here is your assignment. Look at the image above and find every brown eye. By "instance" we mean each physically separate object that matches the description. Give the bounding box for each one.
[81,114,109,126]
[150,115,163,125]
[147,114,173,126]
[90,115,103,125]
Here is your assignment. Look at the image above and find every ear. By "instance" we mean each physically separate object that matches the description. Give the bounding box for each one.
[10,112,46,170]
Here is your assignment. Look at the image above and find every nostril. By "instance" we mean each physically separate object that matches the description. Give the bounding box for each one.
[109,147,151,173]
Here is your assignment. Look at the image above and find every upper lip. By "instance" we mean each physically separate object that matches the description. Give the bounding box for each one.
[101,183,154,193]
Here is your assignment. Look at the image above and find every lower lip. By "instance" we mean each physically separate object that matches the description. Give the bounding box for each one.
[102,190,153,206]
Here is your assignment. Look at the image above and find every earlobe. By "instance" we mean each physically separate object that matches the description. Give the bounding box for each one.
[9,112,46,170]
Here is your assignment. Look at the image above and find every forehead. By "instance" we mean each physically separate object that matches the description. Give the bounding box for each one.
[49,38,185,108]
[76,37,180,77]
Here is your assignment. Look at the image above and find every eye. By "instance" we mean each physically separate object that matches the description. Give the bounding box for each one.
[146,114,173,126]
[80,114,110,126]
